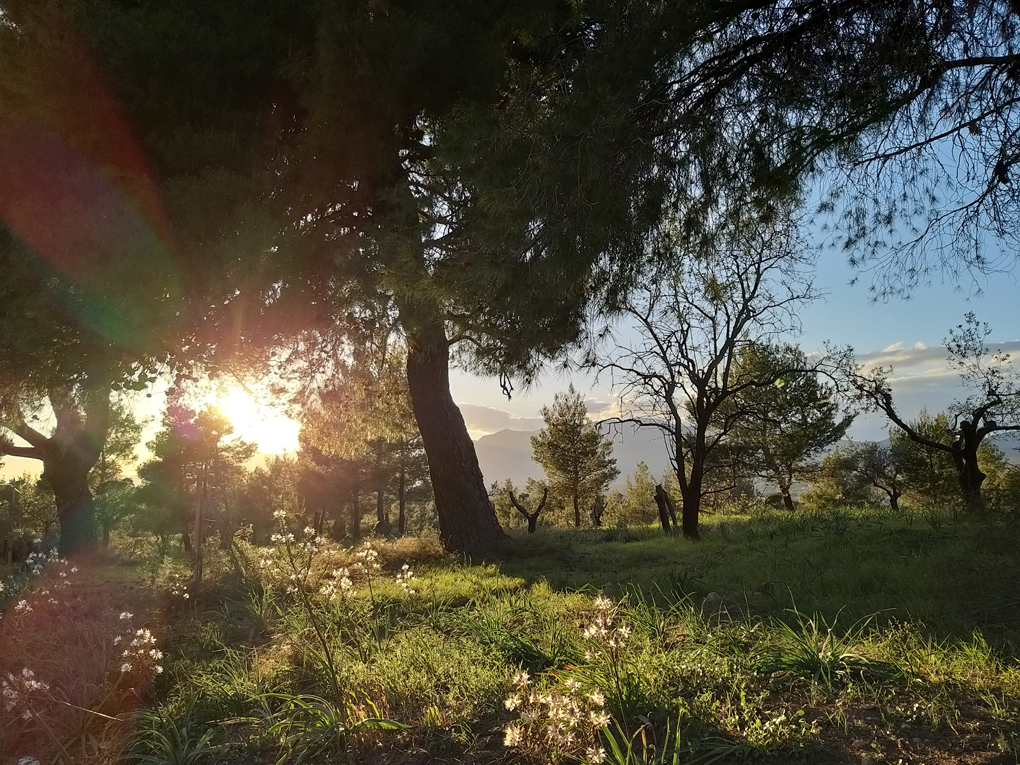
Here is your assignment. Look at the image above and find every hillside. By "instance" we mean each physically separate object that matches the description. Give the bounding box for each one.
[474,424,674,489]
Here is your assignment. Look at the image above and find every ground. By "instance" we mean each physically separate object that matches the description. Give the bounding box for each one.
[1,507,1018,764]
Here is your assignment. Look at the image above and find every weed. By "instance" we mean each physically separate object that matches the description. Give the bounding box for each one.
[756,610,901,693]
[264,692,406,764]
[125,703,218,765]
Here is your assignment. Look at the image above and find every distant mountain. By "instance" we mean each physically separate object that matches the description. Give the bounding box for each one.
[474,423,674,489]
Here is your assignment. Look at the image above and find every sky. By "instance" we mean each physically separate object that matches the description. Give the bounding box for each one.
[450,245,1020,442]
[2,212,1018,482]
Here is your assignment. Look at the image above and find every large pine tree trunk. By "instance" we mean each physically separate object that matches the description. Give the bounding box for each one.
[404,314,504,555]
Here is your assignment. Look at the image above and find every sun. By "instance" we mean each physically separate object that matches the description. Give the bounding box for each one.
[214,384,301,454]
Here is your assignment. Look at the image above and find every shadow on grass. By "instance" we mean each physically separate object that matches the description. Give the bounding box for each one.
[495,508,1020,655]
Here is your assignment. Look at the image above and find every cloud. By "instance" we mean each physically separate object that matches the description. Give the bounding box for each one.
[457,404,544,437]
[859,341,941,368]
[860,339,1020,370]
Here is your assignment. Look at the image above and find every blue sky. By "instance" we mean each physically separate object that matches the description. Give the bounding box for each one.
[451,246,1020,442]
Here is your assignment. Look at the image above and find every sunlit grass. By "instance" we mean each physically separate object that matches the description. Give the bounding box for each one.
[4,506,1019,763]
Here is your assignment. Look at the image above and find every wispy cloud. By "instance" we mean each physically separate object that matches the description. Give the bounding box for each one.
[860,339,1020,370]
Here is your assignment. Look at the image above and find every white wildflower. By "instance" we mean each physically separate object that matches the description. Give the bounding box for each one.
[503,723,524,747]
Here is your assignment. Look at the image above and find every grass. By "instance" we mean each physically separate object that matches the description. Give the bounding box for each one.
[3,506,1019,764]
[500,506,1020,648]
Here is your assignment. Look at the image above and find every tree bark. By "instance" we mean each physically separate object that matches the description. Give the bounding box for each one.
[654,484,673,535]
[350,489,361,542]
[779,481,795,512]
[45,463,98,558]
[573,495,581,529]
[404,312,504,555]
[680,482,700,539]
[955,428,987,513]
[509,488,546,534]
[398,464,406,536]
[30,386,111,558]
[680,449,703,540]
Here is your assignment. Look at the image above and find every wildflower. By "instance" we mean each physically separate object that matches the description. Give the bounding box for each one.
[511,669,530,688]
[588,689,605,707]
[593,593,613,611]
[355,544,381,570]
[503,723,524,747]
[504,693,521,711]
[589,710,611,728]
[120,663,132,673]
[14,600,31,613]
[119,612,133,621]
[587,745,607,764]
[273,509,287,520]
[396,563,418,595]
[113,636,122,645]
[154,665,164,674]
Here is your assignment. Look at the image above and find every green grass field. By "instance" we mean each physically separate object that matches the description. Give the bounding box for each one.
[2,506,1019,764]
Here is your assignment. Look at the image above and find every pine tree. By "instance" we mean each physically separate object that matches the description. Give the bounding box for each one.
[531,385,618,529]
[724,343,854,511]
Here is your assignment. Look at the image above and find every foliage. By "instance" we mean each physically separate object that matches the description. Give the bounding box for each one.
[137,394,256,555]
[1,474,59,545]
[127,704,217,765]
[889,410,1007,511]
[721,343,853,510]
[604,464,659,528]
[599,214,817,538]
[297,345,431,539]
[839,314,1020,511]
[89,398,145,493]
[265,693,406,764]
[532,385,619,529]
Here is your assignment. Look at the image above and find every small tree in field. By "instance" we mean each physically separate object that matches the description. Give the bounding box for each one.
[600,216,817,538]
[841,314,1020,512]
[890,410,1006,511]
[532,386,619,529]
[723,343,853,511]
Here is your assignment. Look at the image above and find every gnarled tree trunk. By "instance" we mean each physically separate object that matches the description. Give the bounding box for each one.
[45,461,97,558]
[4,385,112,558]
[778,481,795,512]
[404,312,504,555]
